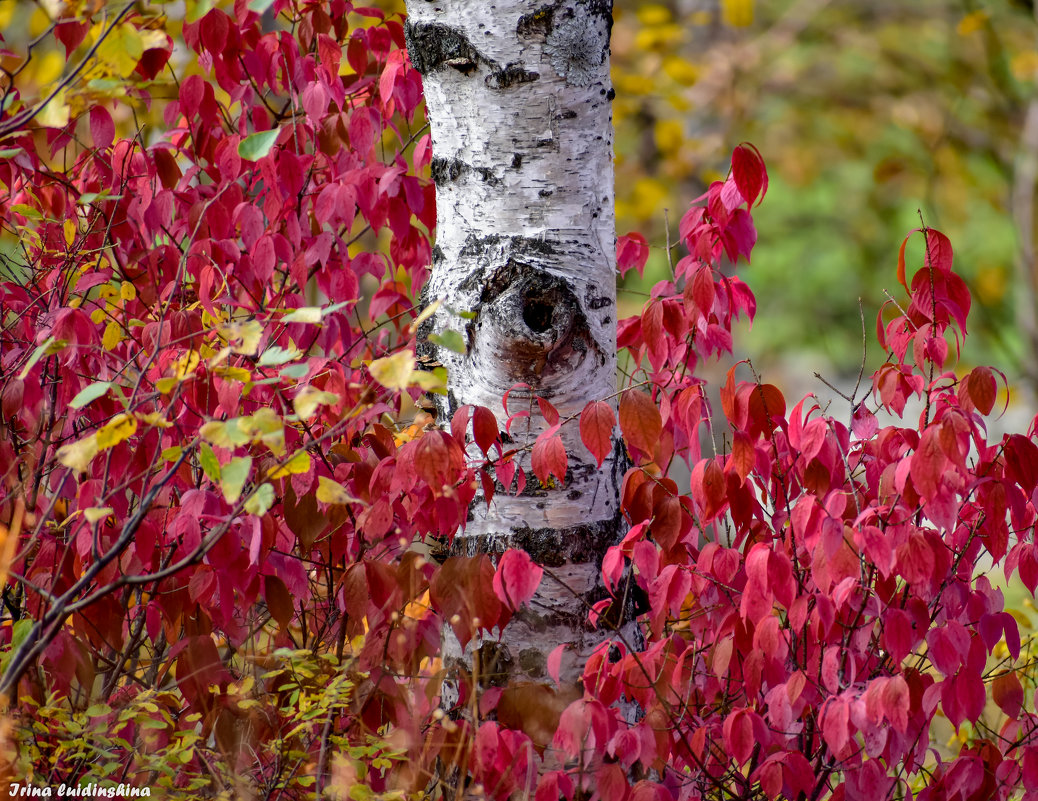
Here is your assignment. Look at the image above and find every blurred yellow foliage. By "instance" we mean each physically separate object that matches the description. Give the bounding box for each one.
[721,0,754,28]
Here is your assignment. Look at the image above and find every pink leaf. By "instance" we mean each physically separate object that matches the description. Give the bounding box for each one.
[547,643,567,685]
[617,233,649,278]
[492,549,543,610]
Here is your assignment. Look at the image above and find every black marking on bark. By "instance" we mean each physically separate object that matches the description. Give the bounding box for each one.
[486,63,540,89]
[475,641,513,687]
[518,649,546,677]
[404,21,489,75]
[538,189,554,197]
[584,283,613,310]
[517,3,558,39]
[450,515,623,566]
[511,153,523,169]
[430,157,501,186]
[553,109,578,121]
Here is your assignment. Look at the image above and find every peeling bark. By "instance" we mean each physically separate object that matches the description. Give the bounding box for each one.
[405,0,635,689]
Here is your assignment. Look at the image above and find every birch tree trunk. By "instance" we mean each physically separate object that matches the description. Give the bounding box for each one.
[404,0,631,694]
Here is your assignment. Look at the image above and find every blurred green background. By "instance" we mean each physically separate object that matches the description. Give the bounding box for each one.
[612,0,1038,397]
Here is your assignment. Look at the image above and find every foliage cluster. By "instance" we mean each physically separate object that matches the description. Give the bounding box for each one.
[0,2,1035,800]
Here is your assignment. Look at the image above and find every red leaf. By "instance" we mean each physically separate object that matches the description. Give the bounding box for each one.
[415,430,449,488]
[690,264,715,317]
[821,697,850,756]
[992,671,1024,719]
[746,383,785,439]
[729,430,754,484]
[617,233,649,278]
[472,405,499,454]
[619,390,662,461]
[531,427,567,485]
[690,458,727,521]
[89,106,114,150]
[450,404,471,446]
[537,396,559,426]
[910,426,947,500]
[965,366,997,415]
[731,143,767,206]
[580,400,616,468]
[722,708,754,766]
[602,546,625,593]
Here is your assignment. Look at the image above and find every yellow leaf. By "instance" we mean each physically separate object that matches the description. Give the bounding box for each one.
[293,386,340,419]
[90,308,106,324]
[120,282,137,301]
[137,412,172,429]
[97,22,143,77]
[408,297,442,333]
[268,450,311,479]
[155,376,178,394]
[368,351,414,392]
[36,87,70,129]
[250,408,285,455]
[102,321,122,350]
[220,319,263,356]
[214,365,252,383]
[96,413,137,449]
[200,420,234,448]
[316,476,360,506]
[63,219,76,246]
[84,507,114,524]
[172,350,200,379]
[57,434,99,474]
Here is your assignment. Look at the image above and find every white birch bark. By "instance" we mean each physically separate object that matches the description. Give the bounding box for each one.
[404,0,636,689]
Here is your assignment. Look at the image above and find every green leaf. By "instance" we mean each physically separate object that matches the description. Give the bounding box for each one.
[0,148,24,158]
[279,363,310,379]
[160,446,183,462]
[259,345,302,366]
[10,204,42,220]
[238,128,281,161]
[69,381,112,409]
[199,443,221,481]
[412,366,447,394]
[220,456,252,504]
[186,0,216,23]
[244,483,275,516]
[281,301,350,324]
[11,619,33,650]
[248,0,277,11]
[429,329,467,353]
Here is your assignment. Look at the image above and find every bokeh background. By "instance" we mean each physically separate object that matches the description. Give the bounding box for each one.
[611,0,1038,407]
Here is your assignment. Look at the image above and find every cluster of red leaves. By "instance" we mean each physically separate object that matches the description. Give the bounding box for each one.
[459,153,1038,801]
[0,2,1036,799]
